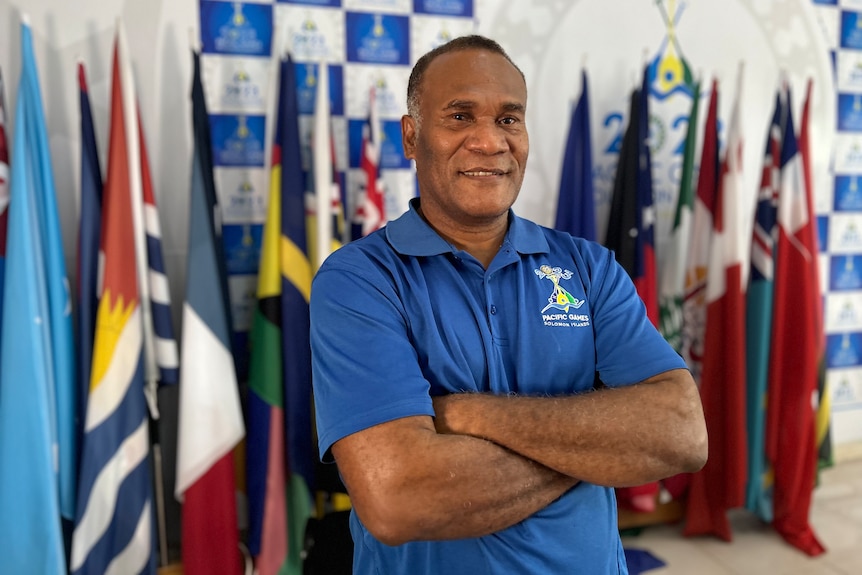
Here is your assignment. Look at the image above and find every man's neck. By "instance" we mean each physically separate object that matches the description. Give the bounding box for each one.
[416,202,509,269]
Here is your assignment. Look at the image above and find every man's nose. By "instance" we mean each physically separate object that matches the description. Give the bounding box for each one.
[464,120,508,154]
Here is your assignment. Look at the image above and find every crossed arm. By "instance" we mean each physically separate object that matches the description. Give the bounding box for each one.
[331,367,707,546]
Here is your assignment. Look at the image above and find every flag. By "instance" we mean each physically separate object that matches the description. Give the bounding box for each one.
[247,53,314,575]
[605,89,639,271]
[607,68,660,512]
[281,55,315,573]
[312,61,339,269]
[682,79,720,383]
[798,80,832,473]
[71,29,155,575]
[767,81,826,556]
[355,84,385,238]
[137,113,178,385]
[77,63,103,461]
[0,67,9,330]
[744,90,782,523]
[658,80,700,500]
[0,21,75,574]
[105,23,161,421]
[684,64,748,542]
[247,54,290,575]
[175,49,245,575]
[633,70,658,328]
[658,81,699,353]
[555,69,596,241]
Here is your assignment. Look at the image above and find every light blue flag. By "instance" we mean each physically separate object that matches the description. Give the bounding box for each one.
[745,91,782,522]
[0,21,76,574]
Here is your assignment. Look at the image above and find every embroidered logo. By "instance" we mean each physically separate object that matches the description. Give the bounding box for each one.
[534,265,590,327]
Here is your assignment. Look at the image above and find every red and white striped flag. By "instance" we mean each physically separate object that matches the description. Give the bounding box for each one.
[356,85,385,236]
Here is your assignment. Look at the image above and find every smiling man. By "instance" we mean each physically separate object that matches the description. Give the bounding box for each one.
[310,35,707,575]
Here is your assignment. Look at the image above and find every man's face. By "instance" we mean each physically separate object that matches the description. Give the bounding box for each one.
[401,49,529,227]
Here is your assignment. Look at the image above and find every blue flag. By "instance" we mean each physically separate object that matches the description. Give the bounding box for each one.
[555,70,595,241]
[0,21,76,574]
[745,90,782,522]
[76,63,103,460]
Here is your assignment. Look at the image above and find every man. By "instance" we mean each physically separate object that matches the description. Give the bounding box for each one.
[310,35,707,574]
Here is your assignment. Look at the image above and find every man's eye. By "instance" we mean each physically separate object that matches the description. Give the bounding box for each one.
[500,117,518,125]
[452,113,467,121]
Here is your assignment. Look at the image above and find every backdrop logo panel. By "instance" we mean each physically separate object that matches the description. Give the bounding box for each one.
[209,114,267,167]
[203,56,271,113]
[837,93,862,131]
[827,332,862,369]
[296,62,345,114]
[836,49,862,91]
[200,1,273,56]
[834,133,862,174]
[841,9,862,50]
[223,224,264,276]
[835,175,862,211]
[826,292,862,331]
[410,13,475,54]
[829,368,862,412]
[215,167,270,224]
[413,0,474,17]
[830,213,862,252]
[830,254,862,291]
[346,12,410,64]
[280,5,346,60]
[344,66,408,119]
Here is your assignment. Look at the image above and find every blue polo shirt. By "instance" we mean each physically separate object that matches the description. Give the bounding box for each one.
[310,200,686,574]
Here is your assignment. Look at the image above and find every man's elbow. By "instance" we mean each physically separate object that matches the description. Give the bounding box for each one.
[675,372,709,473]
[351,495,422,547]
[680,424,708,473]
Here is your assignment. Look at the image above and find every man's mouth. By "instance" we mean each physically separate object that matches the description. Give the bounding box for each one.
[461,169,505,177]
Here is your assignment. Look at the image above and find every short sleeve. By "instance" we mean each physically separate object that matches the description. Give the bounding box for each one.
[310,254,435,461]
[589,250,687,386]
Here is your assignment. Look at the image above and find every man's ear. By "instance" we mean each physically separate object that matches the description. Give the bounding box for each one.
[401,115,416,160]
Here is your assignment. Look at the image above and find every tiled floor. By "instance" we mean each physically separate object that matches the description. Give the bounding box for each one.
[620,458,862,575]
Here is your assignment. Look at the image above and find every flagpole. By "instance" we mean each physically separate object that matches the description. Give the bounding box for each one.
[313,59,332,270]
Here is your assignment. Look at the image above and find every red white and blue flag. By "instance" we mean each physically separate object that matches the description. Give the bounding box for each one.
[356,85,385,238]
[175,49,245,575]
[72,26,155,575]
[766,82,826,557]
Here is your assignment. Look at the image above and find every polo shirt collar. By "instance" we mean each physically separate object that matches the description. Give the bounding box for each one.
[386,198,549,256]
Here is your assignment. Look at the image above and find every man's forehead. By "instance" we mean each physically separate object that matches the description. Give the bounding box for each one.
[422,51,526,101]
[426,48,519,74]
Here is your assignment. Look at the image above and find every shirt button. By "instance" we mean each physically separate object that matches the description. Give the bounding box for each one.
[490,305,497,315]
